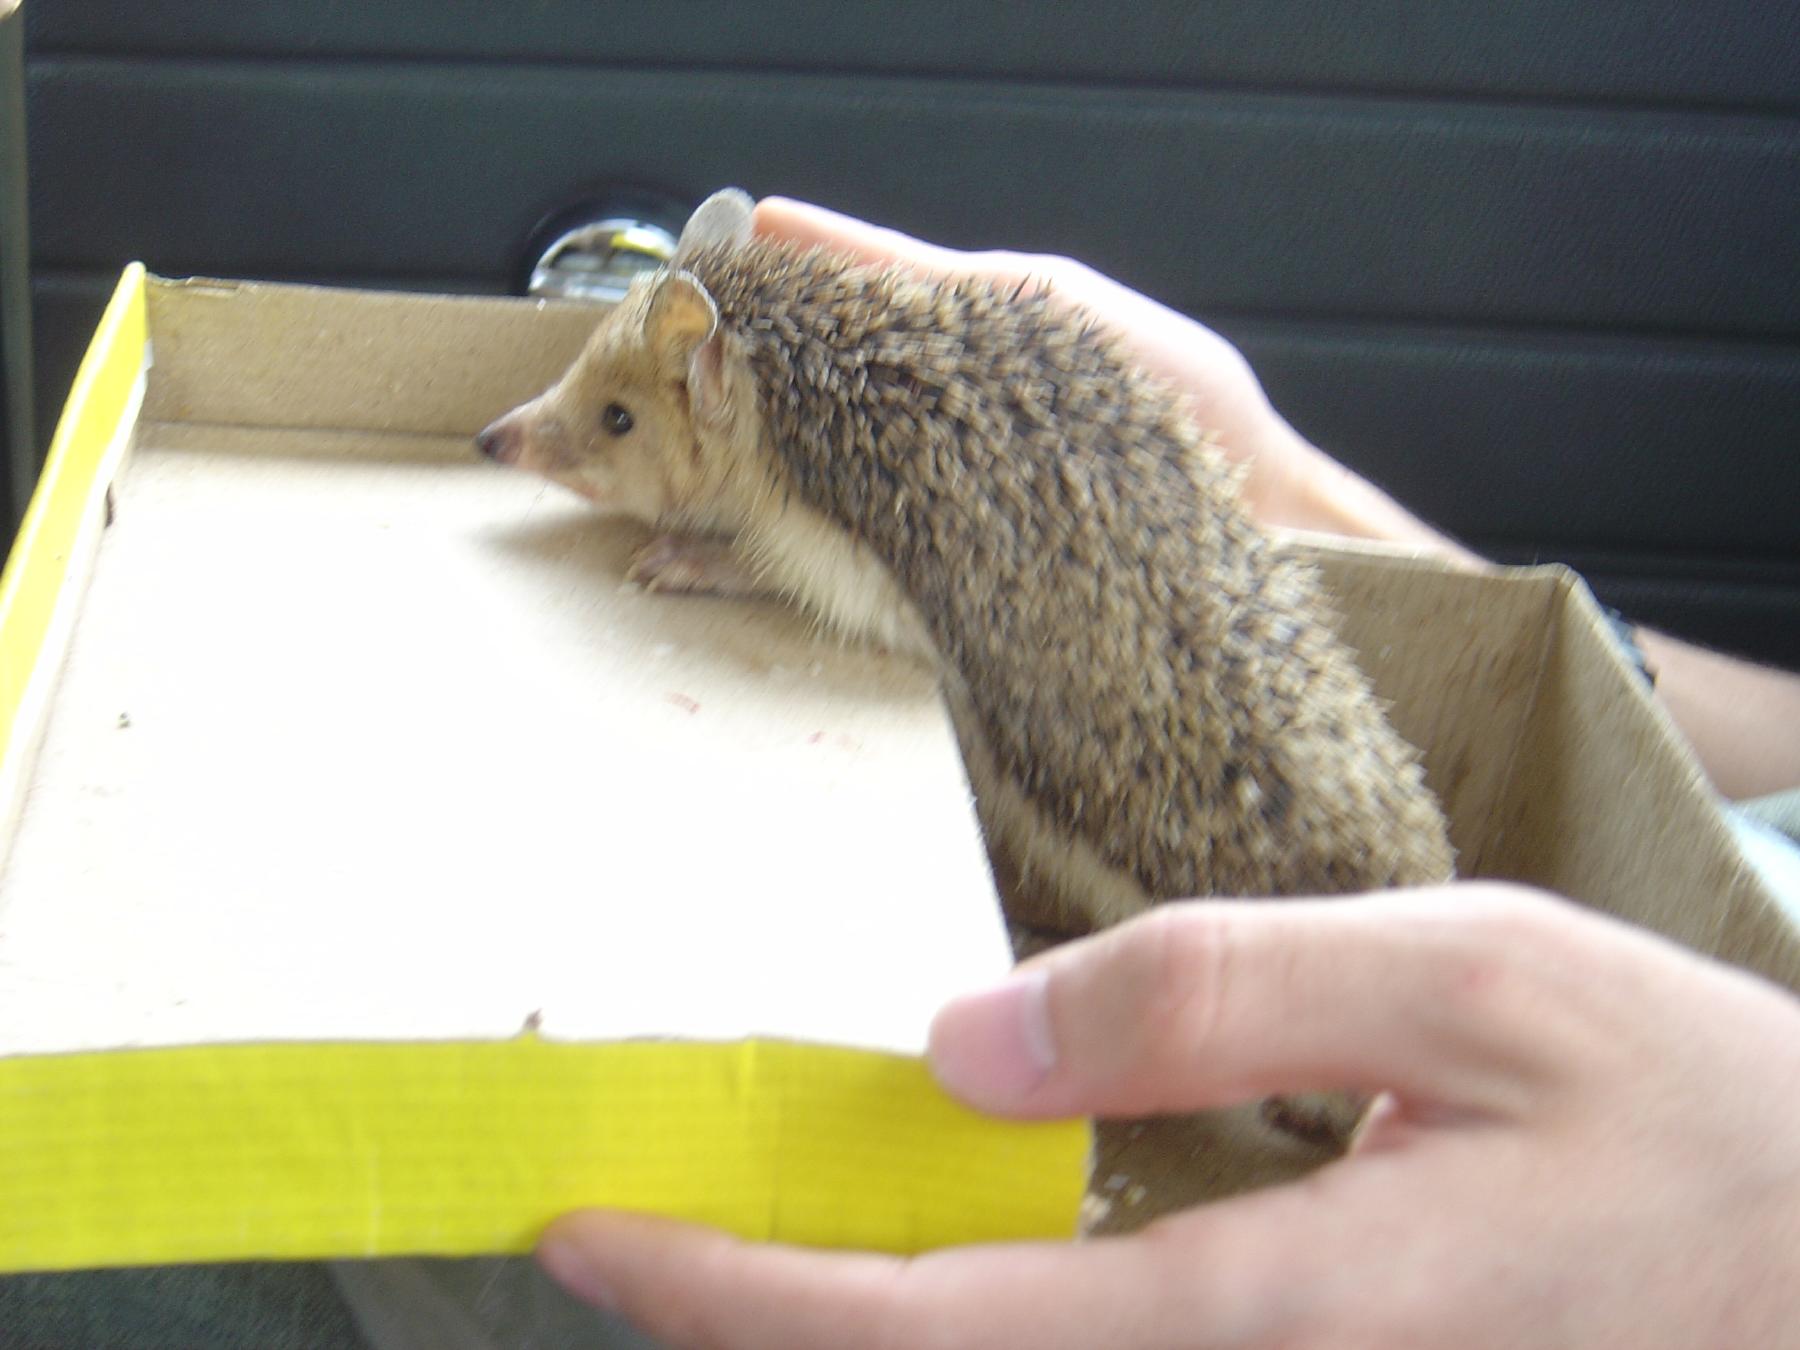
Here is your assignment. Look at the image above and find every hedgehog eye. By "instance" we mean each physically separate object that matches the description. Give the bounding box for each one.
[602,402,635,437]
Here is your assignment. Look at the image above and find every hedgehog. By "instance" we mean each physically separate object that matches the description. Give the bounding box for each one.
[477,189,1455,1146]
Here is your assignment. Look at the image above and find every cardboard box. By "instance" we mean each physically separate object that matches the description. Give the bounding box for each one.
[0,269,1088,1273]
[1,268,1792,1268]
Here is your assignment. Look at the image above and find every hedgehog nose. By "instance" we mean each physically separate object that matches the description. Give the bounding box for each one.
[476,417,519,465]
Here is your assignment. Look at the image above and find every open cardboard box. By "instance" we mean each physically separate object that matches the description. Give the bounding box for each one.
[0,269,1088,1273]
[1083,530,1800,1228]
[1,269,1794,1270]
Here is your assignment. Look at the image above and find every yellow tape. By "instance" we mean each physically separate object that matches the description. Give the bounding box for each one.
[0,264,146,769]
[1,1037,1089,1272]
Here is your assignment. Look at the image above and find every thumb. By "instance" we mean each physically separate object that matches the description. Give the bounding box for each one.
[928,886,1570,1122]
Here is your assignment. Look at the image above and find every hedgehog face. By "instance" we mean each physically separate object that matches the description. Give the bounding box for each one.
[475,270,742,527]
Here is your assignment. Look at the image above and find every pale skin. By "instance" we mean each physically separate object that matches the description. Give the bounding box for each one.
[536,200,1800,1347]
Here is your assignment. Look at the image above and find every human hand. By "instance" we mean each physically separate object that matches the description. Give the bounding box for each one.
[538,884,1800,1348]
[751,198,1478,563]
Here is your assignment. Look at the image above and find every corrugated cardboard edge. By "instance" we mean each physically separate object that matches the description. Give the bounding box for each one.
[0,268,1090,1271]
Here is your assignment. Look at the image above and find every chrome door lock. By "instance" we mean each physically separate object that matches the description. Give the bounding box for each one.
[526,212,681,305]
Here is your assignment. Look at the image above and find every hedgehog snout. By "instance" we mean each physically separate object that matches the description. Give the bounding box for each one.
[475,414,524,466]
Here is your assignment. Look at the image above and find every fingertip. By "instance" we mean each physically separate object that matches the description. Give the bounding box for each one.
[928,968,1059,1113]
[536,1212,631,1310]
[749,195,809,233]
[751,196,864,246]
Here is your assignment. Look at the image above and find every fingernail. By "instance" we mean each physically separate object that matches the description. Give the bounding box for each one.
[927,968,1057,1110]
[536,1236,618,1311]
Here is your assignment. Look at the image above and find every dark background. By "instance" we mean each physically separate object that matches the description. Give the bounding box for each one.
[15,2,1800,664]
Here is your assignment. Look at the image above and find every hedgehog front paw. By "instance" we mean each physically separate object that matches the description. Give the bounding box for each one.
[627,533,763,597]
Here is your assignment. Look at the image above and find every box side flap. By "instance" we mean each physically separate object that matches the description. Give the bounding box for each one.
[142,277,599,437]
[1492,570,1800,991]
[1300,546,1560,877]
[1299,542,1797,991]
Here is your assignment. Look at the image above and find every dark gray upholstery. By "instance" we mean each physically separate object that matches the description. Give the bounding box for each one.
[23,2,1800,107]
[20,2,1800,661]
[1,4,31,526]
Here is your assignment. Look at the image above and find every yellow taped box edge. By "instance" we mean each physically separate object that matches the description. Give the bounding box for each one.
[1,1036,1090,1272]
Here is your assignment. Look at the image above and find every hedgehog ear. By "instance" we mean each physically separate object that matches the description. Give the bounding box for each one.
[686,328,730,427]
[644,271,729,425]
[643,270,718,357]
[675,188,754,264]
